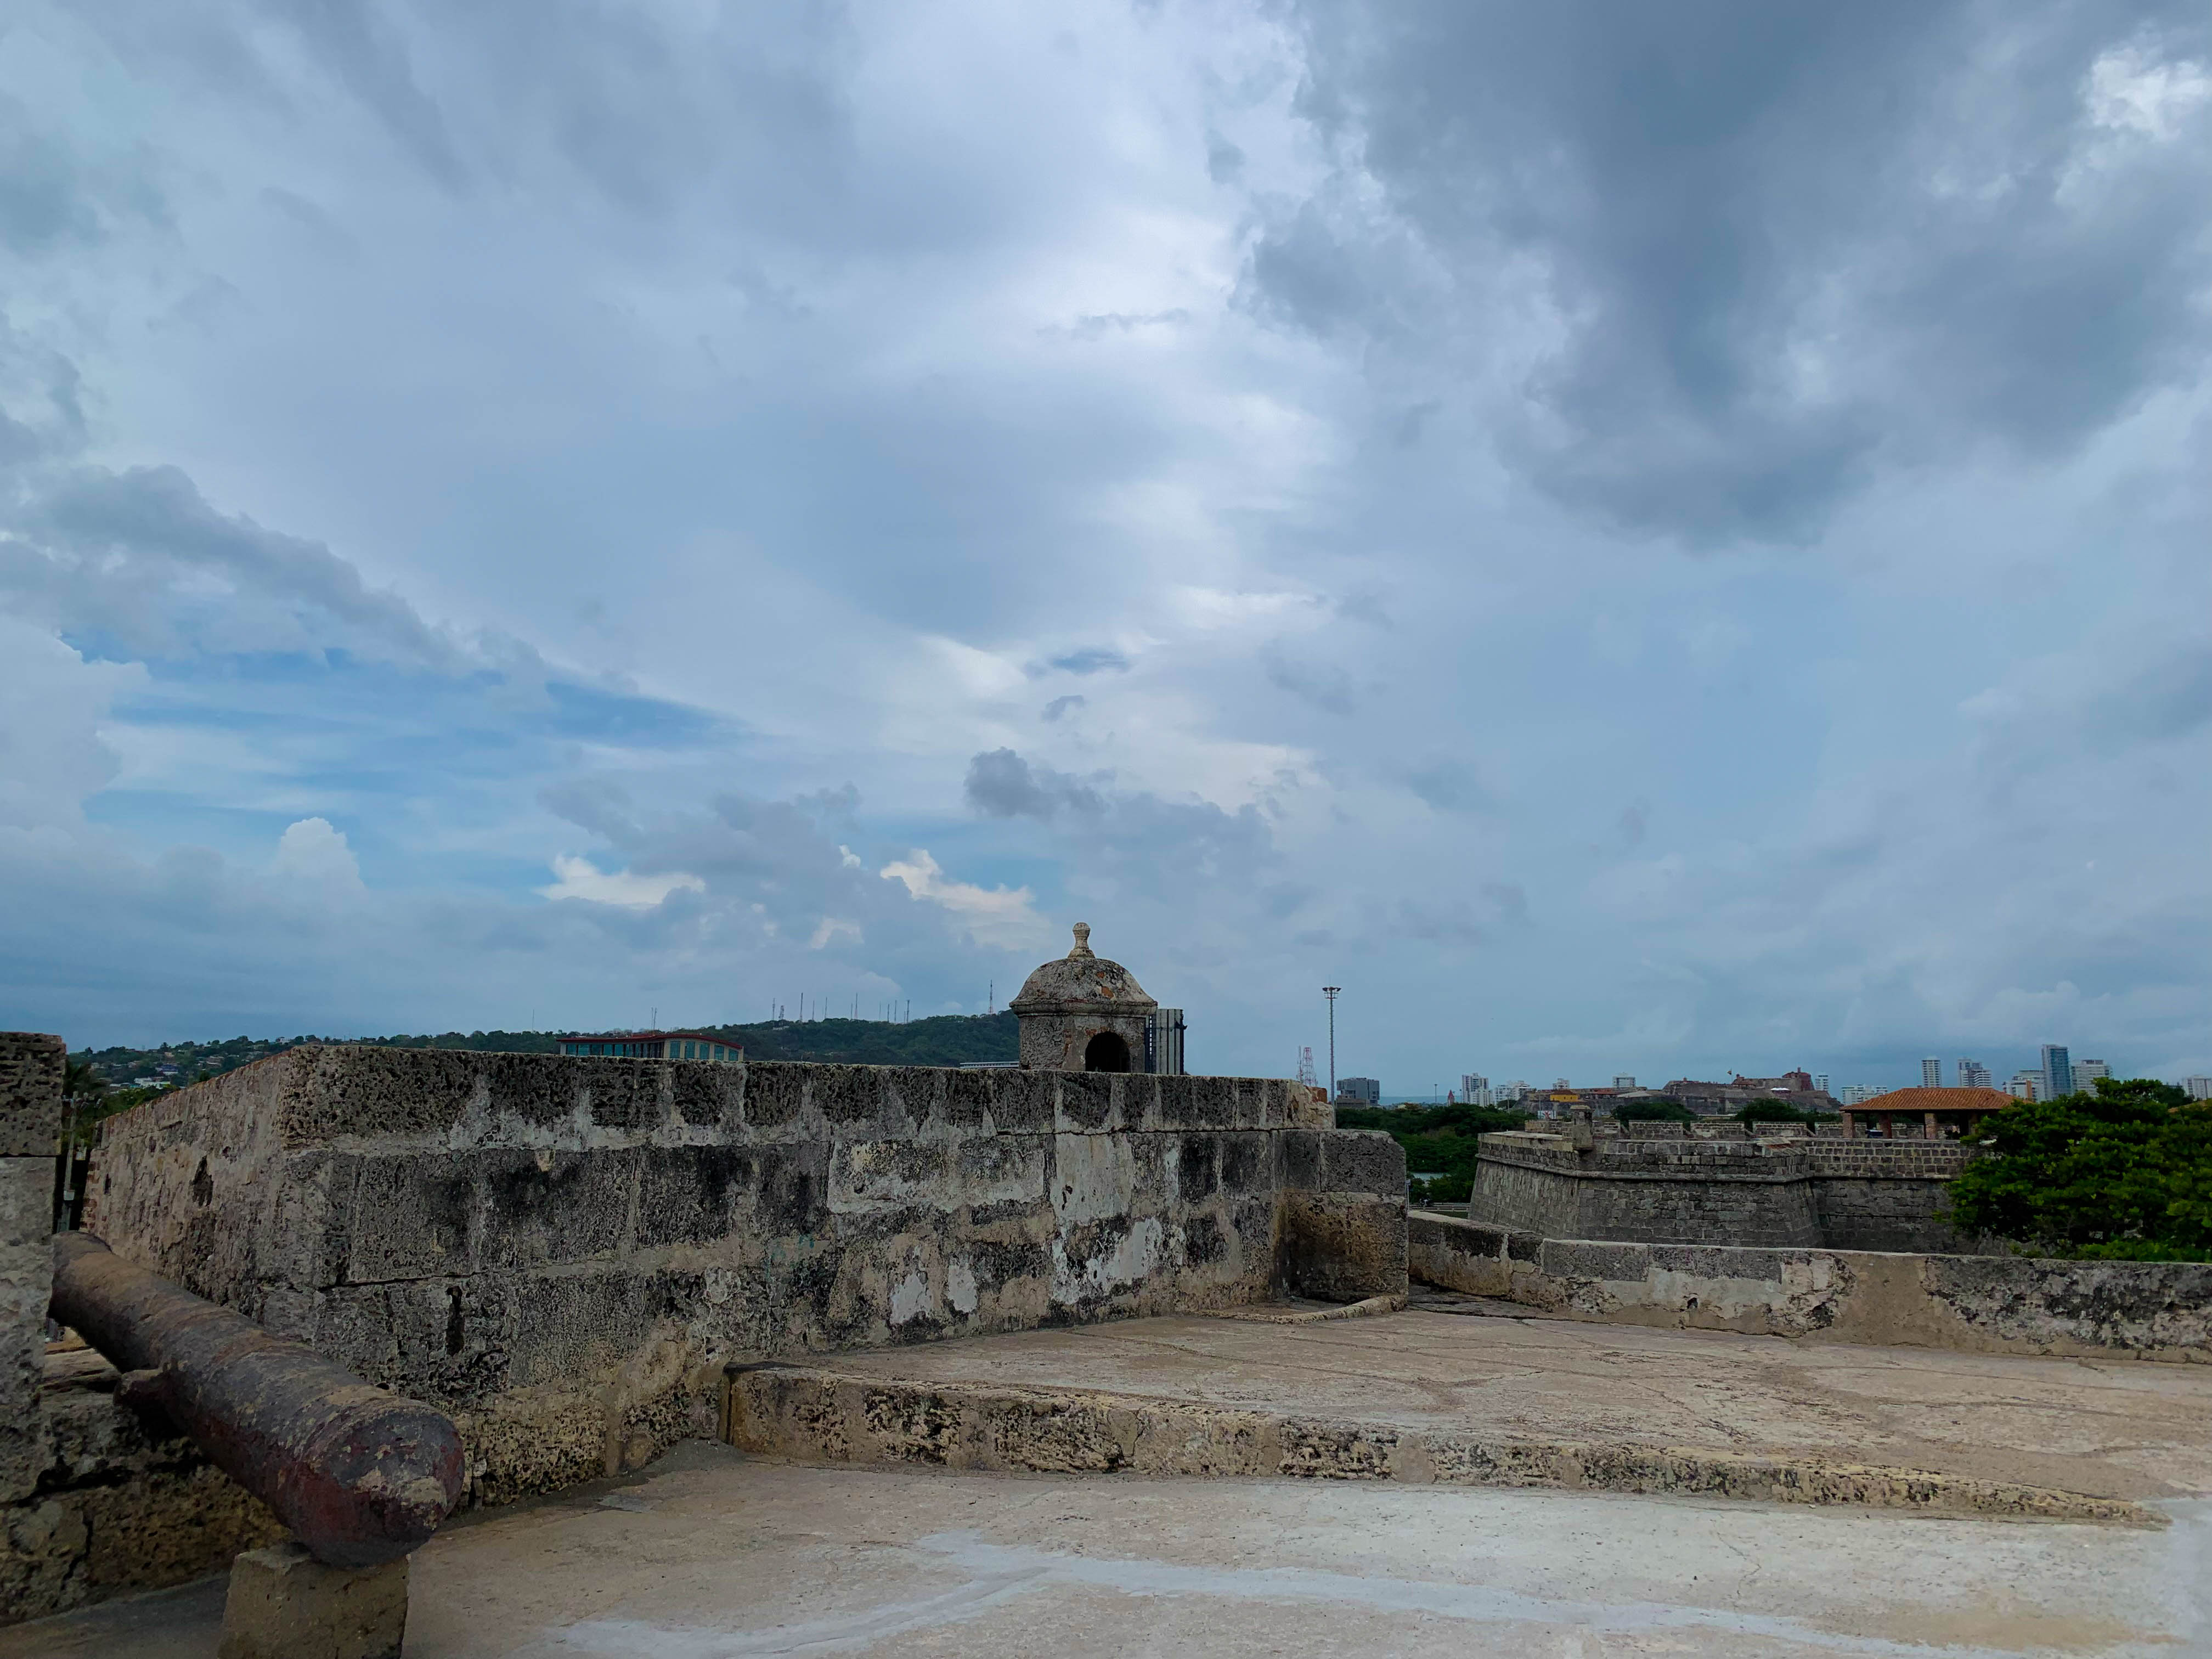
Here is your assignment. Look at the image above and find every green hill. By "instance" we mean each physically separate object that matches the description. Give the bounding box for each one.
[698,1012,1017,1066]
[75,1013,1020,1101]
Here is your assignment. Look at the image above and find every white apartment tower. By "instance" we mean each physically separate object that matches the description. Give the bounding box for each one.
[1922,1057,1942,1088]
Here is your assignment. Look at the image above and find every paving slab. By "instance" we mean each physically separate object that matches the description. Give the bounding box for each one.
[8,1443,2205,1658]
[805,1306,2212,1506]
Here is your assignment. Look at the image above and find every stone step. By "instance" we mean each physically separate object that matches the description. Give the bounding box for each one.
[722,1361,2159,1527]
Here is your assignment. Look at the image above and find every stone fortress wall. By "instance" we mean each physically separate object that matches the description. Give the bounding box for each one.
[1468,1125,1981,1253]
[1409,1210,2212,1363]
[83,1045,1407,1507]
[3,1033,284,1625]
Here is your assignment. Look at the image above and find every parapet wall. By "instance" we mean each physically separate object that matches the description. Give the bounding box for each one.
[3,1032,284,1627]
[1469,1131,1977,1252]
[86,1046,1404,1506]
[1409,1210,2211,1363]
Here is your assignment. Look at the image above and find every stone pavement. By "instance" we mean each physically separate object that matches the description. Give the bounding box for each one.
[12,1444,2206,1658]
[9,1307,2210,1657]
[801,1301,2212,1508]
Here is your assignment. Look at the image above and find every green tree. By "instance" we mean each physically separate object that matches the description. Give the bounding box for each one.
[63,1056,109,1111]
[1944,1079,2211,1261]
[1336,1102,1531,1203]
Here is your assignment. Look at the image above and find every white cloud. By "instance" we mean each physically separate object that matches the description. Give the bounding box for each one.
[880,850,1048,951]
[4,1,2210,1090]
[537,855,704,909]
[809,916,862,950]
[2086,44,2212,140]
[270,817,364,892]
[0,618,141,830]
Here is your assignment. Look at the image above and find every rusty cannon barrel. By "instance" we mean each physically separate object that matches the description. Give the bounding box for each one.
[51,1232,464,1568]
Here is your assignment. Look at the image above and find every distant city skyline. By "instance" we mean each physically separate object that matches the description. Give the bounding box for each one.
[1376,1042,2143,1105]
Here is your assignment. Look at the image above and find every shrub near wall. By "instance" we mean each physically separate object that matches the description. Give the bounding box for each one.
[1946,1082,2212,1262]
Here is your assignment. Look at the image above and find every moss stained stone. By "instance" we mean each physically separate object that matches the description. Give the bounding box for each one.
[84,1047,1406,1509]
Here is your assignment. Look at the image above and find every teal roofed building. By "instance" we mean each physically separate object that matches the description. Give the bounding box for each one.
[556,1031,742,1062]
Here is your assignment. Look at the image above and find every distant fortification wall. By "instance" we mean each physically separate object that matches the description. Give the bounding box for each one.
[86,1046,1405,1507]
[1410,1211,2211,1363]
[1468,1130,1974,1253]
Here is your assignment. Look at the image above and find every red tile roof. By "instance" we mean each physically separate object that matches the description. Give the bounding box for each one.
[1847,1087,2015,1112]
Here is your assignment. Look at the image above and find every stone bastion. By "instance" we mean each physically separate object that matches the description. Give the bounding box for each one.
[1467,1126,1984,1252]
[81,1045,1407,1508]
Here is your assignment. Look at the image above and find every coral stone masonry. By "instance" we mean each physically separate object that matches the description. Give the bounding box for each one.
[83,1043,1401,1508]
[1468,1124,1985,1252]
[1009,923,1159,1073]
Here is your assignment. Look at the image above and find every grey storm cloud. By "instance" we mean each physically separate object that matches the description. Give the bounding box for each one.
[964,749,1105,820]
[1035,647,1131,677]
[9,461,471,670]
[1263,2,2212,541]
[1407,759,1488,814]
[4,0,2209,1086]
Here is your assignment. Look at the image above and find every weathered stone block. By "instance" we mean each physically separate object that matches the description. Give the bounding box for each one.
[670,1062,738,1129]
[634,1145,765,1245]
[1323,1130,1407,1196]
[1279,1193,1407,1302]
[1275,1129,1324,1193]
[983,1069,1054,1135]
[742,1063,806,1132]
[337,1154,477,1284]
[480,1148,638,1264]
[1541,1239,1650,1282]
[1056,1073,1116,1133]
[0,1033,64,1158]
[2,1158,53,1505]
[219,1541,408,1659]
[1175,1135,1218,1204]
[1217,1132,1272,1197]
[830,1140,955,1214]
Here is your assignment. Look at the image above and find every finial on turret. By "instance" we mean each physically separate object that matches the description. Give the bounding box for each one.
[1068,922,1094,960]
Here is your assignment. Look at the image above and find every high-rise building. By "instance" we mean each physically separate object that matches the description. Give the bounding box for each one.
[2007,1071,2040,1101]
[1813,1074,1829,1094]
[1921,1057,1942,1088]
[1612,1074,1635,1091]
[1958,1058,1991,1090]
[1336,1076,1381,1105]
[2040,1045,2072,1100]
[1841,1084,1882,1106]
[2072,1059,2109,1094]
[1461,1073,1491,1105]
[2186,1077,2212,1102]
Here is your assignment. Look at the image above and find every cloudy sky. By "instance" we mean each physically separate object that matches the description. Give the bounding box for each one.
[3,1,2209,1092]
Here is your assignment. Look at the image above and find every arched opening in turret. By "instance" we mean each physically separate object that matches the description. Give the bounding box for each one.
[1083,1031,1131,1074]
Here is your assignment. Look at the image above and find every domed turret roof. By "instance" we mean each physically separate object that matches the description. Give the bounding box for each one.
[1009,923,1156,1012]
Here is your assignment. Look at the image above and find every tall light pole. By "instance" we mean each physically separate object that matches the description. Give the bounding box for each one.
[1322,987,1340,1102]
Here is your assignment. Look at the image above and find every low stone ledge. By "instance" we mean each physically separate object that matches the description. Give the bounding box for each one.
[1202,1291,1408,1325]
[1407,1211,2212,1362]
[723,1364,2157,1524]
